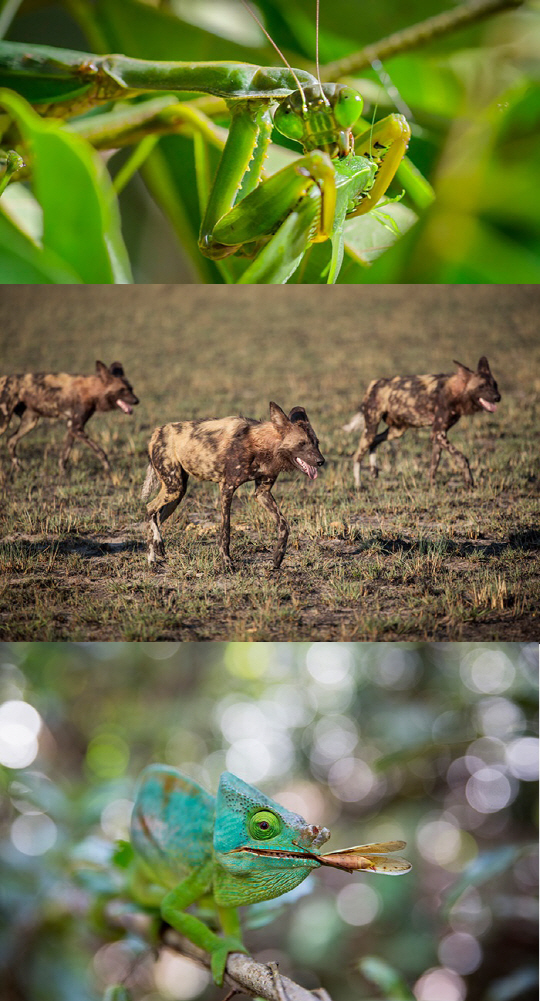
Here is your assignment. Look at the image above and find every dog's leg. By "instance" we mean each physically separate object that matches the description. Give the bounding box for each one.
[353,419,383,487]
[368,427,393,479]
[60,425,76,472]
[429,433,442,486]
[66,425,112,474]
[255,478,289,569]
[146,468,188,565]
[7,409,40,467]
[218,482,236,571]
[431,430,473,488]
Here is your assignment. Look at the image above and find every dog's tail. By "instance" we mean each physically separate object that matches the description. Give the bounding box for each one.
[141,463,158,500]
[342,410,364,433]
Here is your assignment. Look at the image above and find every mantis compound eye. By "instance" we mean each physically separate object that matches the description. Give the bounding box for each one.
[249,810,282,840]
[333,86,363,129]
[273,100,305,142]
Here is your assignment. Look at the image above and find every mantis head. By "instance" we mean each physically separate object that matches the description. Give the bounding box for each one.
[274,83,363,158]
[213,772,330,906]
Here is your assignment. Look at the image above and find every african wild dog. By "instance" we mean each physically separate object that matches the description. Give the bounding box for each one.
[344,357,500,489]
[142,402,325,571]
[0,361,139,473]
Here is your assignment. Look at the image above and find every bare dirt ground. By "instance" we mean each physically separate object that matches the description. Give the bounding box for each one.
[0,284,538,641]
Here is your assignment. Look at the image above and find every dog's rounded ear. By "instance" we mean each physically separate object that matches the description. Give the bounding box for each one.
[95,360,108,378]
[269,402,289,429]
[109,362,125,377]
[289,406,309,424]
[477,356,491,374]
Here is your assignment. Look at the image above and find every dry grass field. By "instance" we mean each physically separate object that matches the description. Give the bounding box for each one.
[0,284,538,641]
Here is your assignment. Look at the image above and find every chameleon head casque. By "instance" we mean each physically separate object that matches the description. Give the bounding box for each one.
[213,772,331,907]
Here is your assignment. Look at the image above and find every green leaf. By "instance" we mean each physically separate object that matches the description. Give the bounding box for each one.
[443,846,526,915]
[0,88,132,282]
[93,0,262,61]
[0,205,82,282]
[360,956,415,1000]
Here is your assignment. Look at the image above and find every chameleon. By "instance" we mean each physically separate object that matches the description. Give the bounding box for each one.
[129,765,412,985]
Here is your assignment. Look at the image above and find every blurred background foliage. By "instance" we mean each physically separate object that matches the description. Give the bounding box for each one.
[1,0,540,282]
[0,641,538,1001]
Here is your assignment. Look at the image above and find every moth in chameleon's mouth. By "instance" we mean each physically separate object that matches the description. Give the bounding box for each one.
[479,397,497,413]
[116,399,133,414]
[295,456,318,479]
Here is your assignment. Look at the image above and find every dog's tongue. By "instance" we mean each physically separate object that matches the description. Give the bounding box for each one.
[479,398,497,413]
[296,457,318,480]
[116,399,133,414]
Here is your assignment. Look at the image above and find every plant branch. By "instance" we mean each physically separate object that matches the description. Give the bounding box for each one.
[161,928,336,1001]
[104,902,335,1001]
[319,0,525,80]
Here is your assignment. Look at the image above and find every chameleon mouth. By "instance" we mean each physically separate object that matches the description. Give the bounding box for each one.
[116,399,133,414]
[479,397,497,413]
[295,457,318,479]
[231,846,321,861]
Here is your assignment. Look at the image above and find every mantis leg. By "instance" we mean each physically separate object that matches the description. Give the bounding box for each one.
[160,864,247,986]
[199,98,337,261]
[349,113,411,217]
[236,186,322,284]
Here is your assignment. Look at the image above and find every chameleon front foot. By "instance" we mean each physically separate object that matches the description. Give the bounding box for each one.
[210,937,249,986]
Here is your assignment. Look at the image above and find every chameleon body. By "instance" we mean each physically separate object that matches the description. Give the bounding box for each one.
[130,766,329,983]
[130,766,410,984]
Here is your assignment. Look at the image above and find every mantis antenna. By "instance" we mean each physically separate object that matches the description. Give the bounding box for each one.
[315,0,331,106]
[238,0,308,113]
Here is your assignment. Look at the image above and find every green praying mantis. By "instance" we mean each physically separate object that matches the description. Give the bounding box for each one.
[0,2,430,284]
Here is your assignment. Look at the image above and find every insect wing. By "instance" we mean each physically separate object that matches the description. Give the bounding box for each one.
[131,765,215,888]
[323,841,407,855]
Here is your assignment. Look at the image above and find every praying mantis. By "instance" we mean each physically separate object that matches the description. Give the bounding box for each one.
[0,1,429,284]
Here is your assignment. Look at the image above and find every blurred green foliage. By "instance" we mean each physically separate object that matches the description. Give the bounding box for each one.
[1,0,539,282]
[0,641,538,1001]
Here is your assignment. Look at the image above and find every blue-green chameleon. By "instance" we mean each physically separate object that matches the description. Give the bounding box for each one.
[130,765,411,985]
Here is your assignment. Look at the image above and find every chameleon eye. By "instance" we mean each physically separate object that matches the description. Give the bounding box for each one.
[249,810,282,840]
[333,86,363,129]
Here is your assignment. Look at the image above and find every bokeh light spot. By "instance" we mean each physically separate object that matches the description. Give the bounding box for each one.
[86,733,130,779]
[225,740,272,783]
[416,819,462,865]
[414,967,466,1001]
[11,812,57,855]
[101,798,133,840]
[465,768,516,813]
[505,737,539,780]
[328,757,376,803]
[460,650,515,695]
[306,644,353,686]
[336,883,381,926]
[438,932,482,974]
[0,700,42,769]
[154,949,211,999]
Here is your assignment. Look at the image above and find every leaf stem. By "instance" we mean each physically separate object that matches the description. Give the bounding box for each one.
[320,0,525,80]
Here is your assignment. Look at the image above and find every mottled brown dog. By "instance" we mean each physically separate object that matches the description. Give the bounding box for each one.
[0,360,138,473]
[142,402,325,570]
[345,357,500,488]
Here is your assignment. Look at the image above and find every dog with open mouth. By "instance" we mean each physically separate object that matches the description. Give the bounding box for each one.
[142,401,324,571]
[0,360,139,474]
[344,356,500,489]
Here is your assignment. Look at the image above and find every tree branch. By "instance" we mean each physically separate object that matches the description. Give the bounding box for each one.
[319,0,525,80]
[161,928,335,1001]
